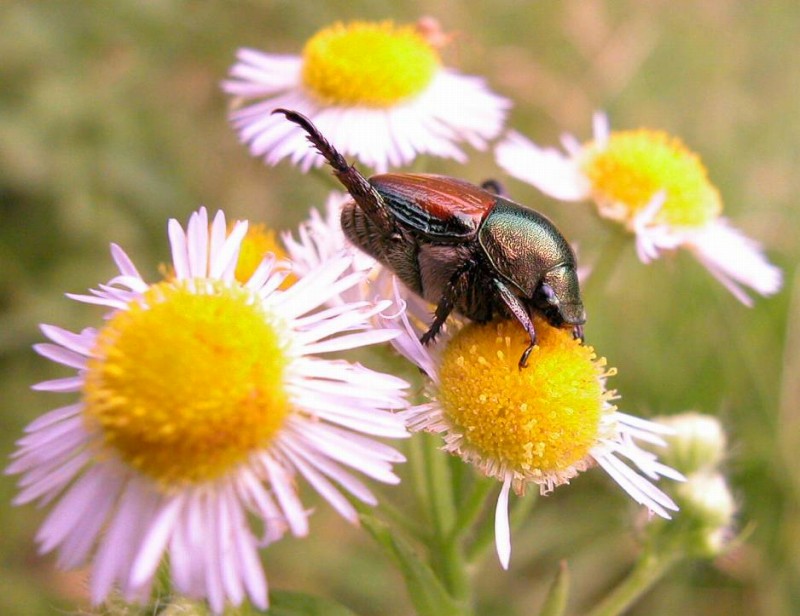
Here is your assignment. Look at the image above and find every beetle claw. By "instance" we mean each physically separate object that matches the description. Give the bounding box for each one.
[572,324,585,343]
[518,342,535,369]
[419,330,436,346]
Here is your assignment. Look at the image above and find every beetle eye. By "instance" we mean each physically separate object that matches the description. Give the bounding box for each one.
[540,284,558,305]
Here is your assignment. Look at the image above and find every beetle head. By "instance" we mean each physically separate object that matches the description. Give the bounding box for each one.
[535,264,586,328]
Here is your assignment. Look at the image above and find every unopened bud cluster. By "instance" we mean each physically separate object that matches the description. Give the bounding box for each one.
[654,413,736,557]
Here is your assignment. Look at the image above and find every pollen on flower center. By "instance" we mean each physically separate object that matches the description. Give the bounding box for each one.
[82,280,290,486]
[582,129,722,228]
[436,319,608,475]
[301,21,440,107]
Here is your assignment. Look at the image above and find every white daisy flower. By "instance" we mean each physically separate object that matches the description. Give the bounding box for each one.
[383,282,682,569]
[495,113,782,305]
[223,19,510,173]
[7,207,409,613]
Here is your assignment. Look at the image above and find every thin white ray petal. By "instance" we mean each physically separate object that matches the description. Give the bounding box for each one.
[39,325,94,356]
[168,219,190,280]
[261,454,309,537]
[495,476,512,570]
[91,477,159,603]
[211,220,248,280]
[22,402,82,433]
[13,451,91,505]
[33,343,87,370]
[56,467,121,569]
[495,131,590,201]
[301,329,400,354]
[130,493,185,587]
[217,486,245,607]
[282,446,358,523]
[186,207,210,277]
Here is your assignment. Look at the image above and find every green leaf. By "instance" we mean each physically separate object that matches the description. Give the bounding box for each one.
[360,513,468,616]
[264,590,360,616]
[539,561,570,616]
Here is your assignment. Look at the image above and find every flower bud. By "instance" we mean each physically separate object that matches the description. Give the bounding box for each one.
[674,471,736,557]
[656,412,727,474]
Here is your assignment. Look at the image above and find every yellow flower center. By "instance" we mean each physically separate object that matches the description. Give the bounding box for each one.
[582,130,722,228]
[234,223,295,288]
[301,21,440,107]
[437,319,608,474]
[82,280,290,486]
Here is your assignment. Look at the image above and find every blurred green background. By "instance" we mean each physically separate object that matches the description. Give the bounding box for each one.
[1,1,798,614]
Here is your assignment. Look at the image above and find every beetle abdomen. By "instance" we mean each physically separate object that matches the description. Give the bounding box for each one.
[341,201,424,293]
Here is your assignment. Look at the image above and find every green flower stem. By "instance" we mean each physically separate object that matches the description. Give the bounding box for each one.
[449,476,496,541]
[434,535,472,609]
[466,490,536,564]
[408,431,434,528]
[422,433,457,536]
[581,228,630,300]
[421,434,471,602]
[378,493,430,543]
[585,549,682,616]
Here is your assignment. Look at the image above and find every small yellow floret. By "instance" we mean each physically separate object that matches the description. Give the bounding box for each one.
[234,223,295,288]
[82,280,289,486]
[582,130,722,228]
[437,319,609,475]
[301,21,440,107]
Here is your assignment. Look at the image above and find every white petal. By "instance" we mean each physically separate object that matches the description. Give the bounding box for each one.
[495,131,591,201]
[91,477,159,603]
[39,325,94,356]
[495,476,512,570]
[33,343,87,370]
[130,493,185,587]
[686,219,782,305]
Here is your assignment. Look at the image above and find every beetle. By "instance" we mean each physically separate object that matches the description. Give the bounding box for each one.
[273,109,586,367]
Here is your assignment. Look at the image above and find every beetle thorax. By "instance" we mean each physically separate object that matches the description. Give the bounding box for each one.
[478,199,576,297]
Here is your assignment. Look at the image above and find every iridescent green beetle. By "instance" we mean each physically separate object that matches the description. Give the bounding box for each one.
[275,109,586,367]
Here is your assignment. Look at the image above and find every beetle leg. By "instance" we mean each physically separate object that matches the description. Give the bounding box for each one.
[572,324,585,342]
[493,278,537,368]
[480,179,507,197]
[420,261,475,347]
[273,108,396,236]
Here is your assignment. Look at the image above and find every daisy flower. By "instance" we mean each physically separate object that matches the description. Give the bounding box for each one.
[223,19,510,173]
[7,207,409,613]
[385,285,682,568]
[495,113,782,305]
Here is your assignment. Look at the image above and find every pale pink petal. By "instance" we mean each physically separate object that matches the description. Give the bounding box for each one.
[686,219,782,306]
[495,131,591,202]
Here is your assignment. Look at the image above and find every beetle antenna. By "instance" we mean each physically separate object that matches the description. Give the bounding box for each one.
[272,108,349,173]
[272,108,396,236]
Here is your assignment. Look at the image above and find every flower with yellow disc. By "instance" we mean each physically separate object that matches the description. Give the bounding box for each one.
[495,113,782,305]
[384,281,682,568]
[223,19,510,172]
[7,207,410,613]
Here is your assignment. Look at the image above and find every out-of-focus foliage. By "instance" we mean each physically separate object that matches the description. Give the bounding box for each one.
[1,1,797,615]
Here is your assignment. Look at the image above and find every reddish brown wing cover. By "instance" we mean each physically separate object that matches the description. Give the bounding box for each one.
[370,173,495,233]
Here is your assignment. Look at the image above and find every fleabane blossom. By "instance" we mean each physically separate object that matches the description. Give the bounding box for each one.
[495,113,782,305]
[223,19,510,173]
[384,286,682,569]
[7,207,409,613]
